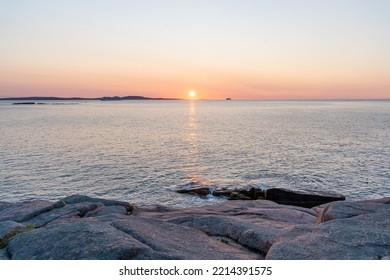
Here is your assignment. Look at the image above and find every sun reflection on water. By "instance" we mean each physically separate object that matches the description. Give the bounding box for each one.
[185,101,202,183]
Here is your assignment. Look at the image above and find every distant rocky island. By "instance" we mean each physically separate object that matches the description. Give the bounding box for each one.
[1,187,389,260]
[100,96,180,101]
[0,95,181,102]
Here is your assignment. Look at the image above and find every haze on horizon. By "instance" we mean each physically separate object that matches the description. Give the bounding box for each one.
[0,0,389,100]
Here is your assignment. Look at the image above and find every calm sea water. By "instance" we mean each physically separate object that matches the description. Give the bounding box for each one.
[0,100,389,207]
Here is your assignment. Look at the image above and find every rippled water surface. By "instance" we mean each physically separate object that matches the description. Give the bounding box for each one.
[0,100,389,207]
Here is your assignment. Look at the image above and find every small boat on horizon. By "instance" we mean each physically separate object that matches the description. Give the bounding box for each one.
[226,98,232,100]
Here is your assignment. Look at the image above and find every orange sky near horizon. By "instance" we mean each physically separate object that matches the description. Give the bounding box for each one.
[0,1,389,100]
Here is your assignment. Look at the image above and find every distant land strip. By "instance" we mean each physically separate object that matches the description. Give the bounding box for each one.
[0,96,182,101]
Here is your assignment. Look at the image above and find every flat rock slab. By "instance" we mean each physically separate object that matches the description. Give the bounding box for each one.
[1,195,389,260]
[8,221,153,260]
[7,215,259,260]
[133,199,317,255]
[266,199,390,259]
[0,200,55,223]
[60,195,132,211]
[0,202,12,212]
[2,196,264,259]
[315,197,390,223]
[110,216,259,259]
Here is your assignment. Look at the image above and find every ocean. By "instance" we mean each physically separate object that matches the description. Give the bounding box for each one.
[0,100,389,207]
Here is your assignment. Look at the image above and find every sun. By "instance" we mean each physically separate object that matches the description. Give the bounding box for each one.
[188,90,196,98]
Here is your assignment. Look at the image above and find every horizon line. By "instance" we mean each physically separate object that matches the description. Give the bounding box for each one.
[1,95,390,102]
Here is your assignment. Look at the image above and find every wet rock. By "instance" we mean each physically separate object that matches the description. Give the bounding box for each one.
[177,187,211,196]
[178,186,265,200]
[211,188,232,197]
[227,192,253,200]
[225,187,265,200]
[236,187,265,200]
[264,188,345,208]
[177,186,343,208]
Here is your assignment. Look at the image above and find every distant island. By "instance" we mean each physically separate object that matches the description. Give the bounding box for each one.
[100,96,181,101]
[0,95,181,101]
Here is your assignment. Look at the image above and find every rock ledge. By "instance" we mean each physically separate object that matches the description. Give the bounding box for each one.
[0,194,389,260]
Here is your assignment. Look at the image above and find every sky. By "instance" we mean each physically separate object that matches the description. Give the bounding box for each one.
[0,0,389,100]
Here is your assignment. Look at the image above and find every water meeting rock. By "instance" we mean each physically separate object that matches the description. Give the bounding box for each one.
[177,186,345,208]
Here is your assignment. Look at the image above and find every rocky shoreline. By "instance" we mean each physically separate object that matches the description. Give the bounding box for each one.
[0,188,389,260]
[177,186,346,208]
